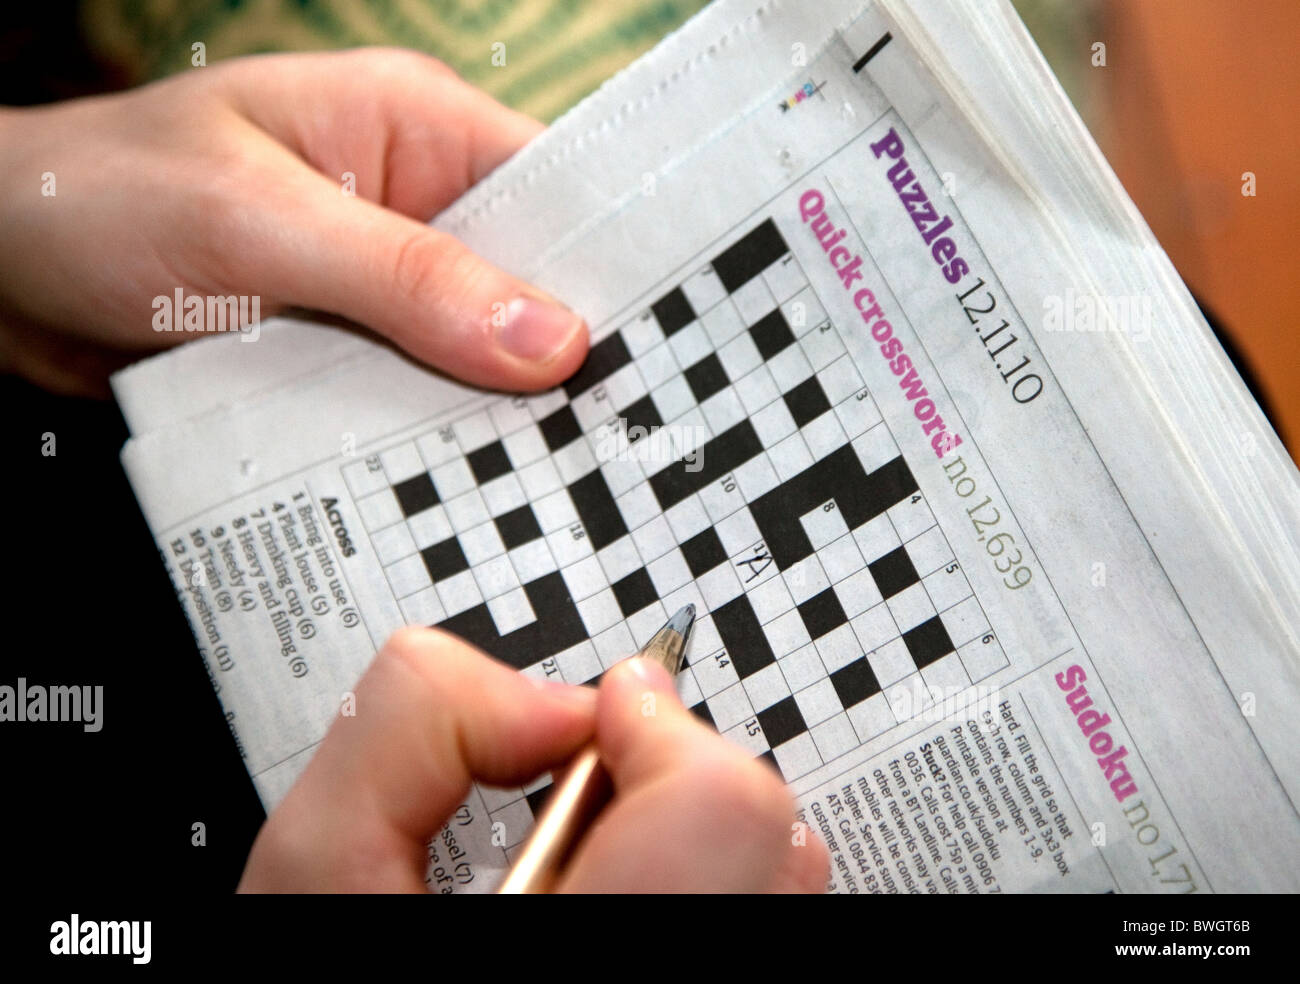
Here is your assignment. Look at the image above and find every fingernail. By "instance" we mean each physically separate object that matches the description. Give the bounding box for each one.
[622,657,674,694]
[496,295,583,363]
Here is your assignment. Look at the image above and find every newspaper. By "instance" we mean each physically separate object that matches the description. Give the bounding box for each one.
[111,0,1300,893]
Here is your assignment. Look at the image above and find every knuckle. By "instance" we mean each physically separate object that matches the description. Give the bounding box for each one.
[689,756,795,835]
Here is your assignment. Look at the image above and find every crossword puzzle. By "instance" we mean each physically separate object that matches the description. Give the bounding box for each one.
[342,217,1008,846]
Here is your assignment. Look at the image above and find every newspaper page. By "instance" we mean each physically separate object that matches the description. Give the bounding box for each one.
[112,0,1300,893]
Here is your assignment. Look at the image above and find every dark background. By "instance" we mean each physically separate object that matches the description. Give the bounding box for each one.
[0,0,1281,901]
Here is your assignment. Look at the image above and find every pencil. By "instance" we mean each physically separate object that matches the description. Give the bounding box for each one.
[496,603,696,894]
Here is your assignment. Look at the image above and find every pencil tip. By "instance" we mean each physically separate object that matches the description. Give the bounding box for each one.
[667,603,695,638]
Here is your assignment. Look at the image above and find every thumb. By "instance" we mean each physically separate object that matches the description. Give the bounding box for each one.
[252,161,589,391]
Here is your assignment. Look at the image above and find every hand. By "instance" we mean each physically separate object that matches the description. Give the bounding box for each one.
[0,49,588,396]
[238,627,829,893]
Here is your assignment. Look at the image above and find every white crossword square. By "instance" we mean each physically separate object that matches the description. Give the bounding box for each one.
[794,678,842,728]
[817,356,865,404]
[848,693,895,743]
[380,443,425,484]
[445,489,490,533]
[487,587,535,635]
[547,525,593,567]
[770,432,813,482]
[940,596,987,649]
[388,553,432,599]
[631,515,674,563]
[734,453,780,501]
[452,412,498,453]
[834,566,883,618]
[415,430,462,469]
[867,637,915,688]
[667,320,712,368]
[763,608,812,656]
[343,459,388,499]
[635,341,680,390]
[437,569,482,617]
[553,439,598,486]
[406,504,453,550]
[815,623,862,673]
[903,525,951,577]
[681,265,728,315]
[701,297,746,348]
[742,662,790,711]
[924,565,970,613]
[763,254,805,304]
[664,496,710,543]
[730,275,775,327]
[481,473,527,518]
[687,616,722,660]
[577,588,622,637]
[781,285,825,333]
[779,643,826,692]
[706,682,755,732]
[800,323,846,371]
[489,395,533,438]
[625,603,668,653]
[959,635,1006,682]
[734,544,779,590]
[593,621,636,669]
[802,411,847,461]
[696,474,746,526]
[600,456,644,499]
[615,482,660,531]
[570,387,611,434]
[604,362,646,414]
[517,456,563,500]
[752,399,797,449]
[771,734,821,777]
[887,582,936,633]
[890,496,935,544]
[723,719,770,759]
[398,586,445,627]
[356,489,401,532]
[688,648,736,700]
[767,343,813,392]
[651,375,696,424]
[371,521,416,566]
[819,533,865,584]
[733,363,779,415]
[697,563,743,610]
[671,407,710,458]
[473,554,519,600]
[555,638,603,685]
[835,389,881,439]
[431,458,475,501]
[852,423,899,475]
[648,549,692,596]
[597,535,642,583]
[717,330,762,381]
[561,555,606,603]
[701,388,746,436]
[811,712,859,762]
[533,488,579,532]
[715,509,762,556]
[748,575,794,624]
[662,581,705,626]
[622,311,665,357]
[854,512,900,561]
[921,655,969,701]
[851,602,898,653]
[800,501,850,551]
[509,539,554,584]
[783,553,829,605]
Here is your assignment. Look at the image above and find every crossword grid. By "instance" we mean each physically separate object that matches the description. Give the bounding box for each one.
[342,218,1008,853]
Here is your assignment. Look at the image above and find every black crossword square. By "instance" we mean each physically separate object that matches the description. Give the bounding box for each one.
[681,527,727,577]
[392,472,439,517]
[690,700,716,730]
[750,308,795,360]
[757,695,807,748]
[902,616,955,669]
[651,286,696,336]
[421,536,469,582]
[869,545,920,598]
[525,783,555,818]
[612,568,657,617]
[684,353,729,404]
[798,588,849,640]
[830,658,881,708]
[620,393,662,442]
[467,440,512,485]
[494,504,542,550]
[784,376,831,428]
[538,404,582,451]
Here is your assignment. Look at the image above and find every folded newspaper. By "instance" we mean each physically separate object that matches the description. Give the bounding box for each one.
[112,0,1300,893]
